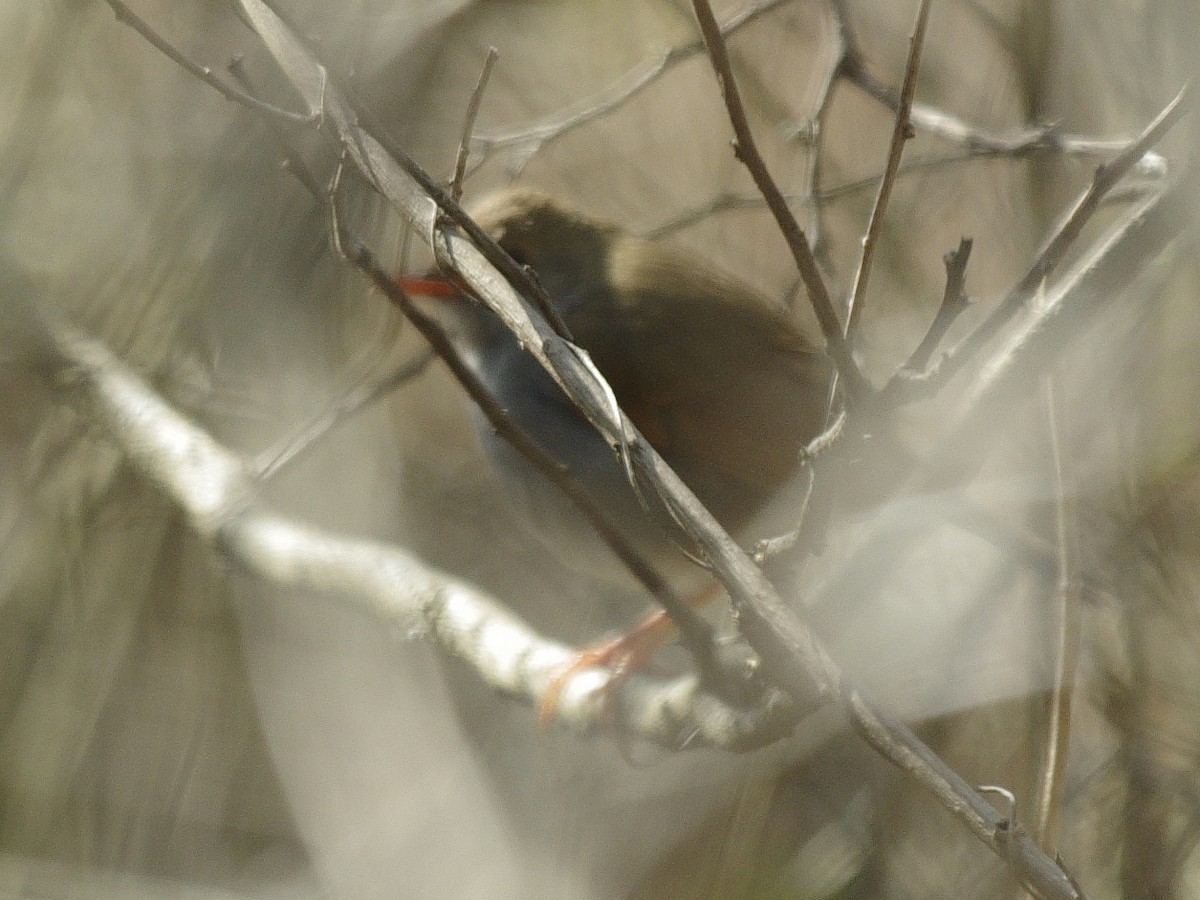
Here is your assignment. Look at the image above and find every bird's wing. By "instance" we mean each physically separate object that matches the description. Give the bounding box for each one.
[573,235,832,527]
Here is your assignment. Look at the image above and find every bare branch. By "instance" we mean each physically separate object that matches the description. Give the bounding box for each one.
[690,0,869,401]
[101,0,316,124]
[883,236,973,392]
[218,5,1097,890]
[31,306,791,750]
[842,49,1169,177]
[1031,376,1082,855]
[848,692,1085,900]
[103,5,1179,893]
[844,0,933,343]
[450,47,498,201]
[468,0,795,175]
[252,350,434,480]
[907,86,1186,399]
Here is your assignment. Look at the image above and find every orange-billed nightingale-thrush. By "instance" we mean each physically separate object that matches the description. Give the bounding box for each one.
[403,188,835,706]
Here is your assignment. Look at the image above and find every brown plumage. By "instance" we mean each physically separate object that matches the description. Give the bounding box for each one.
[461,188,832,564]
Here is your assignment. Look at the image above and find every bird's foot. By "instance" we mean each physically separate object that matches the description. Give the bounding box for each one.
[537,609,677,727]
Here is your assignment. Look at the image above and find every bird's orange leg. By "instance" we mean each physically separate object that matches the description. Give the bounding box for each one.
[537,582,724,725]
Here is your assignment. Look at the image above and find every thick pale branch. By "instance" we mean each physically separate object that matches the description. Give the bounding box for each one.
[36,313,788,750]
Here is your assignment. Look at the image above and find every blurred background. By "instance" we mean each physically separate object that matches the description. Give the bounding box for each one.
[1,1,1198,897]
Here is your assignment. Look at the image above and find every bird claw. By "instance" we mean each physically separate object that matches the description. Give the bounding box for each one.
[537,617,670,727]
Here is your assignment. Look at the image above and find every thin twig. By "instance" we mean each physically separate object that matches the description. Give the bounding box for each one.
[842,49,1168,177]
[1032,375,1082,854]
[253,350,434,480]
[884,236,973,390]
[690,0,869,402]
[750,408,845,562]
[787,0,845,251]
[102,0,316,124]
[844,0,933,343]
[644,142,1149,241]
[450,47,498,201]
[468,0,796,175]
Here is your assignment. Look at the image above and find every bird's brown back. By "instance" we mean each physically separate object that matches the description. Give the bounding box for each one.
[470,187,833,534]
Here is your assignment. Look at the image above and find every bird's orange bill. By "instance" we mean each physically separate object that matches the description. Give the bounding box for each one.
[397,273,460,298]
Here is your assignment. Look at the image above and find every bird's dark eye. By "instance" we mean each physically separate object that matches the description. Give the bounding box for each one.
[506,247,530,268]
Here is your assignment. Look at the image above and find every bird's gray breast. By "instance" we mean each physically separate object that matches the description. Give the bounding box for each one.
[469,323,668,581]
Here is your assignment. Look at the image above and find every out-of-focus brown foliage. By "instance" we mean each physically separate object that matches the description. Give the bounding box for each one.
[1,1,1197,898]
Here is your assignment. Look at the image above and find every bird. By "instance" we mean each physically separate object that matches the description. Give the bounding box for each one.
[404,187,834,709]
